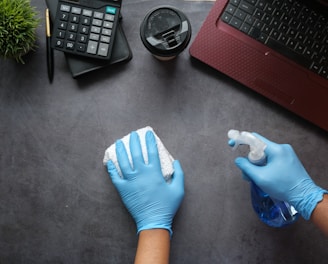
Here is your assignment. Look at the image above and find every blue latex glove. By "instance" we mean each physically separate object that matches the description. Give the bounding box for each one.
[107,130,184,235]
[231,133,327,220]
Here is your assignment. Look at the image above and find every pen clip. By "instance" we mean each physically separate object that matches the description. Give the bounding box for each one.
[46,8,51,37]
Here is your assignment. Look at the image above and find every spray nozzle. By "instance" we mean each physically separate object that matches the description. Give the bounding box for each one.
[228,129,267,164]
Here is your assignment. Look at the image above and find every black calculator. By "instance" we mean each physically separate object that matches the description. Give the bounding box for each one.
[51,0,122,60]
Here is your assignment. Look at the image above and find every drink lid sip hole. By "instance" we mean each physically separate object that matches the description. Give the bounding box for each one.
[140,6,192,60]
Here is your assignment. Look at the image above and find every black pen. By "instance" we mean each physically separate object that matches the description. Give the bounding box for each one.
[46,8,54,83]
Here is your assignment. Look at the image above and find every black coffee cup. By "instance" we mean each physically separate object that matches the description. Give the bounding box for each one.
[140,6,192,60]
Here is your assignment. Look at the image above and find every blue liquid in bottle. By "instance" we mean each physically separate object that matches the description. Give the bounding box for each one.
[250,182,299,227]
[228,129,300,228]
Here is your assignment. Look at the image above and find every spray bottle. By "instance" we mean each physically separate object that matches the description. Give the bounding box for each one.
[228,129,299,227]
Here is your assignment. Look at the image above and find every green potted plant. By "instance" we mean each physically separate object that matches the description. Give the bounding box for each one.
[0,0,40,63]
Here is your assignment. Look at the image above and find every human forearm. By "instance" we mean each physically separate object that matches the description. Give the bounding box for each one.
[135,229,170,264]
[311,194,328,236]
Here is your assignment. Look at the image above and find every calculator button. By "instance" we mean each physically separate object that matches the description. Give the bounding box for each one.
[103,21,113,28]
[59,21,67,30]
[60,4,70,12]
[87,40,98,54]
[77,43,86,52]
[90,33,100,41]
[78,35,87,43]
[98,43,109,56]
[81,17,90,26]
[55,39,64,48]
[68,23,78,32]
[100,35,110,43]
[57,30,66,39]
[104,14,115,21]
[94,12,104,19]
[92,18,103,27]
[66,42,75,50]
[102,28,112,36]
[67,32,77,41]
[71,15,80,23]
[83,9,93,17]
[71,7,82,15]
[60,12,69,21]
[91,26,101,34]
[80,26,89,34]
[106,6,116,15]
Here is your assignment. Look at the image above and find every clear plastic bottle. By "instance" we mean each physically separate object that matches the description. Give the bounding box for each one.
[228,129,299,227]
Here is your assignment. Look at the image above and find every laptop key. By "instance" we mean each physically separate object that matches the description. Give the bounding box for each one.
[266,37,312,69]
[256,0,266,10]
[258,32,268,43]
[273,0,283,9]
[226,4,237,15]
[278,34,288,45]
[230,0,241,6]
[229,17,243,29]
[295,43,305,54]
[244,0,256,5]
[310,63,321,74]
[240,22,252,34]
[264,4,274,15]
[287,39,297,50]
[254,9,265,19]
[270,29,280,40]
[235,9,247,20]
[249,27,261,39]
[221,12,233,23]
[245,14,256,25]
[254,20,264,30]
[239,1,255,14]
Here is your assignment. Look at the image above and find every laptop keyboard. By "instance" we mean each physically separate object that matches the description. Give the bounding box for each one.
[221,0,328,80]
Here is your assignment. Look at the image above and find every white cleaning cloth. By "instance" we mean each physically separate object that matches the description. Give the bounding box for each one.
[103,126,174,181]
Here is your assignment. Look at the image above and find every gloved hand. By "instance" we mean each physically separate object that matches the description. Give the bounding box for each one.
[107,130,184,235]
[232,133,327,220]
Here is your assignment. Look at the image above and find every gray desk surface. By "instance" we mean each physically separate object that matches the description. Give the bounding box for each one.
[1,0,328,263]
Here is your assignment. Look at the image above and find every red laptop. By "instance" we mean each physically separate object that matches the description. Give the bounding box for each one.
[190,0,328,131]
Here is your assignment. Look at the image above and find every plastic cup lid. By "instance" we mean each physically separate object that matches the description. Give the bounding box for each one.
[140,6,192,57]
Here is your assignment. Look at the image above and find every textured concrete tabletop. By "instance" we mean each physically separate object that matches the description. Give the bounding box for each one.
[0,0,328,263]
